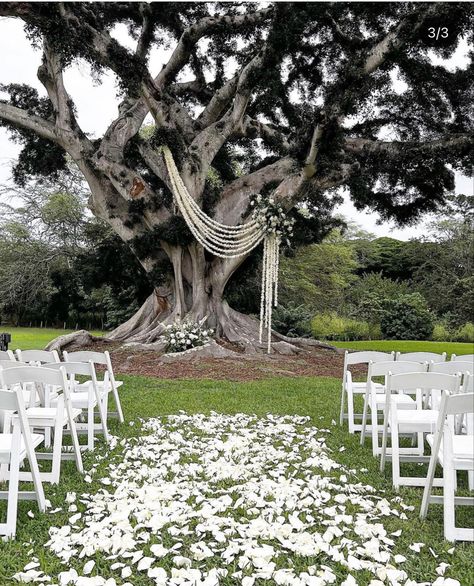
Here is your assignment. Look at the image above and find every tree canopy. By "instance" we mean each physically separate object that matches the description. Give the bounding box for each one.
[0,2,472,345]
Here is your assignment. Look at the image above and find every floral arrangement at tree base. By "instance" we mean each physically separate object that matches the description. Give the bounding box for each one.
[162,319,214,353]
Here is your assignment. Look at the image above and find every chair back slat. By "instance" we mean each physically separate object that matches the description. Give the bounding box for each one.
[0,350,15,361]
[429,361,472,375]
[0,365,65,388]
[396,351,446,363]
[64,350,107,365]
[16,349,60,364]
[0,360,29,370]
[0,389,20,411]
[444,391,474,415]
[345,351,394,366]
[44,361,94,377]
[451,354,474,363]
[387,371,460,394]
[369,360,426,378]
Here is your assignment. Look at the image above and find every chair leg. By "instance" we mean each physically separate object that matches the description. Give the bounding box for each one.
[444,461,456,542]
[110,385,124,423]
[87,403,94,451]
[339,387,345,426]
[360,389,370,445]
[6,428,21,539]
[97,395,110,445]
[380,407,390,472]
[68,415,84,474]
[51,418,63,484]
[420,452,438,519]
[347,389,355,434]
[391,415,401,490]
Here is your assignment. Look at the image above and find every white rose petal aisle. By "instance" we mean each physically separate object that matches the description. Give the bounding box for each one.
[163,146,294,353]
[13,414,459,586]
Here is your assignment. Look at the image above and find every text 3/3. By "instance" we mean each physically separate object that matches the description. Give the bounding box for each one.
[428,27,448,40]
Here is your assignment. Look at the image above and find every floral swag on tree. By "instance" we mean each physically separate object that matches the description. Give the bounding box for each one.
[163,145,294,353]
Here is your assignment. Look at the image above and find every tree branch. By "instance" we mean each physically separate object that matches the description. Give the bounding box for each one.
[0,101,58,142]
[344,134,474,157]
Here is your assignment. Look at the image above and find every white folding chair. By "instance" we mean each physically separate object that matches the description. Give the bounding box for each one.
[0,350,16,362]
[339,351,395,433]
[64,350,124,423]
[396,351,446,363]
[380,372,460,489]
[420,391,474,542]
[360,361,425,456]
[16,349,60,364]
[451,354,474,363]
[0,366,83,484]
[45,361,110,451]
[0,387,46,539]
[0,360,40,436]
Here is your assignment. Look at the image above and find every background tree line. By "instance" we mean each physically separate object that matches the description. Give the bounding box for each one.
[0,173,472,342]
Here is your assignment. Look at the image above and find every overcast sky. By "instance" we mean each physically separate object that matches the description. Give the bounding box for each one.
[0,15,472,240]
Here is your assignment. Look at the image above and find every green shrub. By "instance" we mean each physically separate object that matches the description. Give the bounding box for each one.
[311,313,370,341]
[272,303,312,337]
[432,323,452,342]
[311,313,345,340]
[380,298,434,340]
[454,322,474,343]
[368,322,382,340]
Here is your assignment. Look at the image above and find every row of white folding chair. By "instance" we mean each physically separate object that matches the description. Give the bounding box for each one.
[339,351,472,434]
[361,361,473,454]
[44,361,110,450]
[1,360,110,452]
[0,366,84,481]
[12,349,124,424]
[420,390,474,542]
[0,357,116,539]
[0,386,46,539]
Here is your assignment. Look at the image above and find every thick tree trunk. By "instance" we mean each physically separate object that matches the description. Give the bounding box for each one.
[106,242,266,348]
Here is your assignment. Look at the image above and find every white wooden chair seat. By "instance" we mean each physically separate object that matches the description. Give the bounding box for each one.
[394,409,439,433]
[350,381,384,393]
[74,379,123,391]
[0,433,44,458]
[427,434,474,465]
[372,394,415,407]
[54,392,98,409]
[23,406,82,425]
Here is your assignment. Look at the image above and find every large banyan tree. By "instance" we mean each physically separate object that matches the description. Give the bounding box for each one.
[0,2,472,349]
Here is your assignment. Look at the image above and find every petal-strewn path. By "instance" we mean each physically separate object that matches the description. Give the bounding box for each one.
[14,414,459,585]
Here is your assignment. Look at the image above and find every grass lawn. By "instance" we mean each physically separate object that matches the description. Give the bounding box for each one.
[0,375,473,585]
[332,339,474,357]
[1,327,105,351]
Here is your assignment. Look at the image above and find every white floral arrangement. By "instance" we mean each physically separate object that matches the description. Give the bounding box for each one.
[250,193,295,242]
[162,319,214,353]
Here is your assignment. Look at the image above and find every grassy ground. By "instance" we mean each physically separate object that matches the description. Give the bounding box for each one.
[333,339,474,357]
[1,327,105,351]
[0,375,473,585]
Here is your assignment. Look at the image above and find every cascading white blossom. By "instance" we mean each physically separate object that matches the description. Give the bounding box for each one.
[162,145,290,353]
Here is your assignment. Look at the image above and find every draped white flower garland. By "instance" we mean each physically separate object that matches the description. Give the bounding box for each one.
[162,145,293,353]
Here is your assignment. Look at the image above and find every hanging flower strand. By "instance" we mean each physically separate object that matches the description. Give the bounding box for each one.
[162,145,294,353]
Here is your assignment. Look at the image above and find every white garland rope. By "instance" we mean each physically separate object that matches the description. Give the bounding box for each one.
[162,145,281,353]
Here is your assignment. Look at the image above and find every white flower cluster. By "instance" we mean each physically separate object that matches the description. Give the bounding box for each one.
[162,320,213,353]
[250,193,295,240]
[13,413,459,586]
